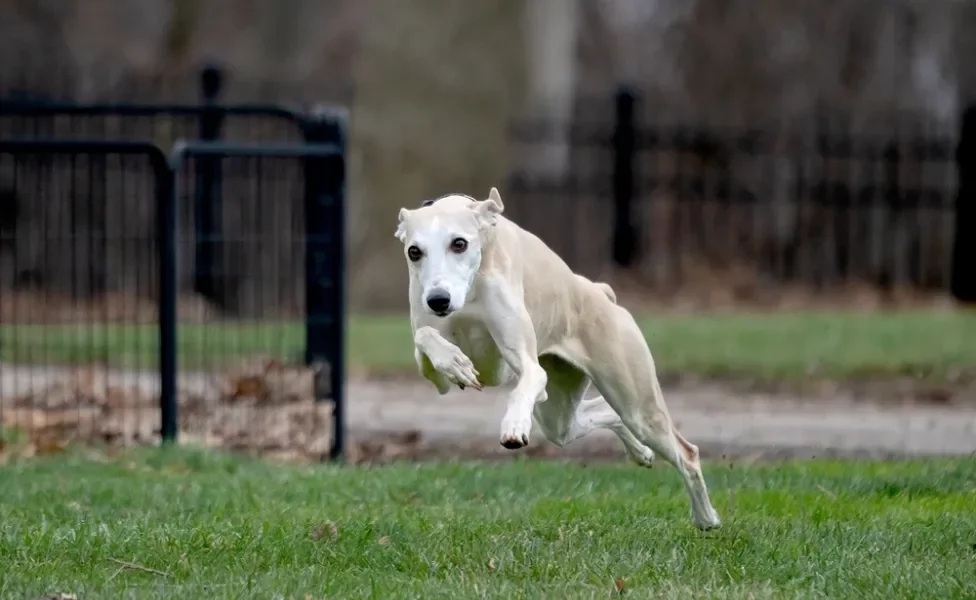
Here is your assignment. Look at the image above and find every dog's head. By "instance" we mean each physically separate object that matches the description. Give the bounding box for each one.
[394,188,505,317]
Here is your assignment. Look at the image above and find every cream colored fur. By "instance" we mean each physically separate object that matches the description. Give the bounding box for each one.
[395,188,721,530]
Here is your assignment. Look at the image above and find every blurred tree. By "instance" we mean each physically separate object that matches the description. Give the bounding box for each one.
[523,0,579,182]
[2,0,973,308]
[347,0,525,310]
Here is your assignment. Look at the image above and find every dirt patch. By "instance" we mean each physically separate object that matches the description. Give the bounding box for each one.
[0,358,334,462]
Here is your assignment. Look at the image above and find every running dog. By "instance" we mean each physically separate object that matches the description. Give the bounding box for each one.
[395,188,721,529]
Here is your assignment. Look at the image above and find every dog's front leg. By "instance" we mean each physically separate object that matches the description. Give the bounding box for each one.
[414,326,482,394]
[481,277,548,450]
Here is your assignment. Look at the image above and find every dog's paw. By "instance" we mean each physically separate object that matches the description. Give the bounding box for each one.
[692,507,722,531]
[627,446,656,468]
[499,412,532,450]
[430,347,482,391]
[446,362,482,391]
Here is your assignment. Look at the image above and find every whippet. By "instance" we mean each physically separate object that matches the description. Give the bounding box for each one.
[395,188,721,529]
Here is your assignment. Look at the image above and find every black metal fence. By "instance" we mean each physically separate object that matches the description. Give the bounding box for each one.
[508,87,976,302]
[0,66,325,313]
[0,93,348,461]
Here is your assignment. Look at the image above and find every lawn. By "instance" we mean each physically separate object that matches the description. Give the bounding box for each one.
[0,447,974,599]
[1,310,975,382]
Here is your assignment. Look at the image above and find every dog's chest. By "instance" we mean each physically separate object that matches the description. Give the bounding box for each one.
[449,318,512,386]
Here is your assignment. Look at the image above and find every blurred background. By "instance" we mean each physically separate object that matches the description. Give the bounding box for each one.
[1,0,974,463]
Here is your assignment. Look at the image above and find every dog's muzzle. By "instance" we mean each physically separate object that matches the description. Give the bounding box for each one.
[425,289,452,316]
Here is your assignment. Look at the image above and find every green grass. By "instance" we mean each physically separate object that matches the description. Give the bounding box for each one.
[0,448,974,599]
[2,310,975,382]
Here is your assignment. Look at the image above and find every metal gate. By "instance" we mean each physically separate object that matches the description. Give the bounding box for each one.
[0,118,347,461]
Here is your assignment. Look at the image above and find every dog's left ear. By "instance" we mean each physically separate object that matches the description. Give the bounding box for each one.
[475,187,505,228]
[394,208,410,242]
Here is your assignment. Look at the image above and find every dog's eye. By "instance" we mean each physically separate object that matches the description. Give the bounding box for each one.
[407,246,423,262]
[450,238,468,253]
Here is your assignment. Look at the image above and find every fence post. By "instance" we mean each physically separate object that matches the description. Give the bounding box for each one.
[951,106,976,303]
[194,64,225,306]
[302,107,347,462]
[157,156,178,444]
[878,143,900,293]
[612,86,638,268]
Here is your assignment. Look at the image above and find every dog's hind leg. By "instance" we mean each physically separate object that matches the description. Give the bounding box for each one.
[533,356,655,466]
[538,395,658,467]
[579,397,656,467]
[601,375,720,529]
[587,312,721,530]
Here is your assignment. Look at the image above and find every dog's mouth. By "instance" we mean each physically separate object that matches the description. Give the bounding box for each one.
[433,309,453,318]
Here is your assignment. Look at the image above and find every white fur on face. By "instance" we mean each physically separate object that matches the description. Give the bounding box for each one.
[401,209,483,316]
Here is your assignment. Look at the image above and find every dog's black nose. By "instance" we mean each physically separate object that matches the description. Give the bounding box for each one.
[426,290,452,315]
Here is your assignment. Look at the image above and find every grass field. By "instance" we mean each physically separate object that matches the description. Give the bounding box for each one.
[2,310,975,382]
[0,447,973,599]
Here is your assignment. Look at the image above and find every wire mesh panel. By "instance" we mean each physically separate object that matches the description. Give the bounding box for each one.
[168,140,345,462]
[0,141,168,450]
[0,102,325,321]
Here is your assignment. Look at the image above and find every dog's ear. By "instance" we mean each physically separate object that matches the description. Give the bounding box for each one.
[475,187,505,228]
[486,187,505,213]
[394,208,410,242]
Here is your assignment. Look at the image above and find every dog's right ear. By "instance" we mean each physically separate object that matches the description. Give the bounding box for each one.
[394,208,410,242]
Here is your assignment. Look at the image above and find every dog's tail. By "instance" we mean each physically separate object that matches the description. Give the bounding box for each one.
[595,282,617,304]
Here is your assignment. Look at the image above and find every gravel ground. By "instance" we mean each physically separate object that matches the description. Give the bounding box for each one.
[2,364,974,462]
[346,380,976,461]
